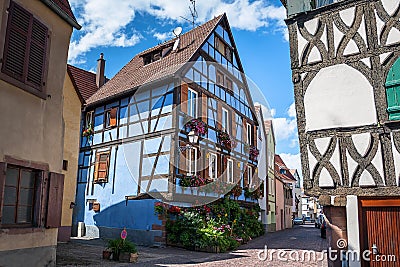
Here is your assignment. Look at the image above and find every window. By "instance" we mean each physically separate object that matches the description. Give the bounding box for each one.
[1,2,49,95]
[105,108,118,128]
[386,57,400,120]
[86,111,94,128]
[226,78,233,91]
[188,88,198,118]
[209,153,217,180]
[2,166,38,225]
[247,166,252,187]
[216,71,224,86]
[222,108,229,133]
[227,159,234,183]
[268,178,272,195]
[187,147,197,175]
[247,123,252,145]
[93,151,111,183]
[0,163,63,229]
[62,160,68,171]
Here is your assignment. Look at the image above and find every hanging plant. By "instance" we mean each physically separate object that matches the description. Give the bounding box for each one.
[185,119,208,136]
[249,146,259,161]
[179,174,213,187]
[217,130,237,150]
[230,184,242,198]
[82,124,94,137]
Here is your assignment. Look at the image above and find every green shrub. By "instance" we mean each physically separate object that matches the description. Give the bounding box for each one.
[107,238,137,260]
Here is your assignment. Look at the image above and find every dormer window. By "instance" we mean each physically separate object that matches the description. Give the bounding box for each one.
[143,50,162,65]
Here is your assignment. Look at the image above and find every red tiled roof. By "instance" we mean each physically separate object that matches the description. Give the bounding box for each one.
[67,65,98,103]
[86,14,224,105]
[40,0,80,29]
[275,155,297,182]
[52,0,76,21]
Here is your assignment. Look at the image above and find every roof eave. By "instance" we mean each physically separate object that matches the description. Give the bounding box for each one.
[40,0,81,30]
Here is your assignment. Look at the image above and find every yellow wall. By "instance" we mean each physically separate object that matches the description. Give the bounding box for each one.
[0,0,73,252]
[61,73,82,228]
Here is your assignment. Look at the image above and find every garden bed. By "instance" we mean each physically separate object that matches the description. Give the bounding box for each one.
[156,197,265,253]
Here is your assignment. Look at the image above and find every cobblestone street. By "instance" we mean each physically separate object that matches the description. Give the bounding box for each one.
[57,223,328,267]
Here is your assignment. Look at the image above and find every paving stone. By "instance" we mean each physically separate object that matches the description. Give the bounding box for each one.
[57,224,328,266]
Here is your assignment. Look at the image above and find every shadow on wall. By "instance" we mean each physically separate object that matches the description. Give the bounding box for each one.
[91,199,162,246]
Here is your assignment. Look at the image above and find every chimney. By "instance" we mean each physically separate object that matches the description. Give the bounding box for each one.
[96,53,106,88]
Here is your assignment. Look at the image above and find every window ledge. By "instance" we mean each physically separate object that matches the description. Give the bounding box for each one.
[0,227,45,235]
[0,72,47,100]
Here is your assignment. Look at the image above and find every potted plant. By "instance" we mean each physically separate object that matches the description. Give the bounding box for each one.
[217,130,237,150]
[230,184,242,199]
[185,118,208,136]
[107,238,138,262]
[249,146,259,161]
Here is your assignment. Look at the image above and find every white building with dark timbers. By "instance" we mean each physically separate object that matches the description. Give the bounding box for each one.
[281,0,400,266]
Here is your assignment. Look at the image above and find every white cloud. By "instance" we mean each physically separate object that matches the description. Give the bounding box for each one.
[153,32,173,42]
[68,0,287,62]
[280,153,302,177]
[273,117,297,141]
[272,102,298,141]
[287,102,296,118]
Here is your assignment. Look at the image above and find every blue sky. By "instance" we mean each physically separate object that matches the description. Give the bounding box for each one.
[68,0,301,173]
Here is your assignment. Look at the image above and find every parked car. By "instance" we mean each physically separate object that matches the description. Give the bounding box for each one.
[304,216,311,223]
[315,214,324,228]
[320,217,326,239]
[293,217,304,225]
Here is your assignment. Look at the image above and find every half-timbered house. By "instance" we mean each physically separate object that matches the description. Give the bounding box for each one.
[73,14,261,246]
[282,0,400,266]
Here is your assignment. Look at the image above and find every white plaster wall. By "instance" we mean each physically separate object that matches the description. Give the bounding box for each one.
[381,0,400,17]
[304,64,377,131]
[346,195,361,267]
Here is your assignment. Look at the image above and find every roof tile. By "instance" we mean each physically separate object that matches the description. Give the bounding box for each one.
[86,14,224,105]
[67,65,98,103]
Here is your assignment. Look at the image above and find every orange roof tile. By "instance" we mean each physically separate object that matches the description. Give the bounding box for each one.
[86,14,224,105]
[275,155,297,182]
[67,65,98,103]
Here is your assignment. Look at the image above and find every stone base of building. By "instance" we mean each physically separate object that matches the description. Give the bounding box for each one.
[84,225,162,247]
[0,245,56,267]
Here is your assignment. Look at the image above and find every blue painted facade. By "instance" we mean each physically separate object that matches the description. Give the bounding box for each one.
[73,15,261,246]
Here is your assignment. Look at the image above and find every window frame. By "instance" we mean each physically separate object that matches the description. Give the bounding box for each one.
[222,107,229,133]
[227,158,234,183]
[104,107,118,129]
[247,123,252,145]
[209,153,217,180]
[0,1,50,99]
[187,88,198,118]
[86,111,94,128]
[2,165,38,227]
[93,150,111,183]
[187,147,197,176]
[247,166,252,187]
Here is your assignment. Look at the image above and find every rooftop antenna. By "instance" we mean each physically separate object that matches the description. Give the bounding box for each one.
[172,26,182,51]
[189,0,198,28]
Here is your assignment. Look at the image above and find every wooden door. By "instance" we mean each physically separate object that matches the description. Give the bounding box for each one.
[360,199,400,267]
